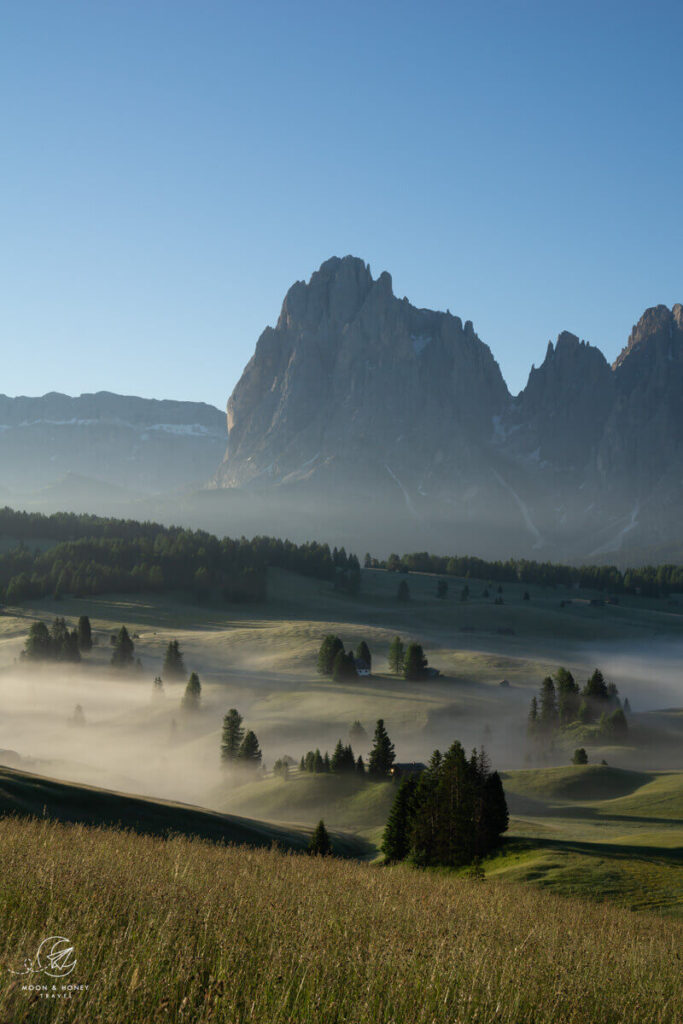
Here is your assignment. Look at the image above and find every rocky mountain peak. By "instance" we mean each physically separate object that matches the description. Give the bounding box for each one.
[613,303,683,369]
[218,255,509,489]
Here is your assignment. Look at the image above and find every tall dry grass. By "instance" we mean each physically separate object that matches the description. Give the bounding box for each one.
[0,816,680,1023]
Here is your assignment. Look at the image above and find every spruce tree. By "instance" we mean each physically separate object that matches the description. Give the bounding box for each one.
[308,820,332,856]
[368,719,395,777]
[349,720,367,744]
[237,730,262,765]
[162,640,186,680]
[481,770,509,851]
[527,695,539,734]
[317,635,344,676]
[403,643,428,681]
[356,755,365,775]
[23,621,51,660]
[332,649,358,681]
[572,747,588,764]
[355,640,372,671]
[583,668,608,701]
[539,677,558,731]
[409,750,442,866]
[382,775,418,862]
[182,671,201,711]
[221,708,244,761]
[388,636,405,675]
[111,626,135,668]
[555,667,579,723]
[77,615,92,652]
[330,739,346,773]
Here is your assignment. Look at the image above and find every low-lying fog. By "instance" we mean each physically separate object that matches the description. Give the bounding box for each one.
[0,637,681,818]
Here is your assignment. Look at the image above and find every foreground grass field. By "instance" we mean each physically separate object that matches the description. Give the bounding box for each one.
[1,816,681,1024]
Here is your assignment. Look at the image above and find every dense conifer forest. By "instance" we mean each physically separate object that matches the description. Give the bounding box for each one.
[374,549,683,597]
[0,508,355,604]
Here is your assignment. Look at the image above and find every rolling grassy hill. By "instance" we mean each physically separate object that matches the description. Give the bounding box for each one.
[0,765,370,858]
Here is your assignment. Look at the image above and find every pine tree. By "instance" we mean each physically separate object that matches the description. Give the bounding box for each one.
[355,640,372,672]
[332,649,358,681]
[317,635,344,676]
[539,677,558,731]
[396,580,410,601]
[607,707,628,738]
[330,739,346,773]
[308,820,332,856]
[368,719,395,777]
[555,667,579,723]
[77,615,92,652]
[221,708,244,761]
[403,643,428,681]
[349,720,367,745]
[111,626,135,668]
[356,755,365,775]
[313,748,324,773]
[481,770,509,851]
[299,756,305,772]
[382,776,417,862]
[527,695,539,734]
[387,637,405,675]
[409,750,442,866]
[182,671,201,711]
[583,668,608,701]
[572,747,588,764]
[23,621,51,660]
[237,730,262,766]
[162,640,186,680]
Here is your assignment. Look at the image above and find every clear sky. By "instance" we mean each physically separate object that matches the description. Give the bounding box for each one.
[2,0,682,408]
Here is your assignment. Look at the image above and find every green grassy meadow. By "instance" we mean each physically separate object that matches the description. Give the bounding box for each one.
[0,563,682,1020]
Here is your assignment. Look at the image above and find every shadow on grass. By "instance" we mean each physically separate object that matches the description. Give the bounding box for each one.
[0,766,373,860]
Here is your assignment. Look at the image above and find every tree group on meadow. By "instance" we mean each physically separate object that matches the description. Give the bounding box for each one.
[382,744,508,867]
[220,708,262,766]
[299,741,364,776]
[317,635,373,680]
[162,640,186,680]
[528,667,629,744]
[22,617,83,663]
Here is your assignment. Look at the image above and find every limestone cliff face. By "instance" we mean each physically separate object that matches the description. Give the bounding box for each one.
[218,256,509,495]
[215,256,683,561]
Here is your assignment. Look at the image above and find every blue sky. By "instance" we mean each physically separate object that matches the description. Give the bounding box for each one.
[2,0,682,408]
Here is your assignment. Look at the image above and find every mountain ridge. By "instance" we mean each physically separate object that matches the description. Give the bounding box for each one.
[214,255,683,561]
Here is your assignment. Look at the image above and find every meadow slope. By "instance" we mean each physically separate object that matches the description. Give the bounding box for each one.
[1,816,682,1024]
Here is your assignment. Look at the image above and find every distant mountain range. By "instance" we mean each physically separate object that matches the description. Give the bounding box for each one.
[0,392,226,501]
[2,260,681,563]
